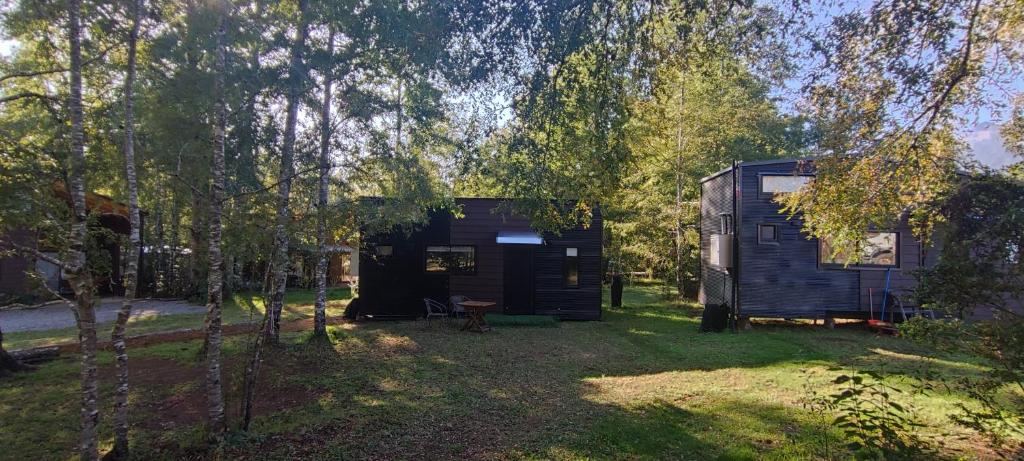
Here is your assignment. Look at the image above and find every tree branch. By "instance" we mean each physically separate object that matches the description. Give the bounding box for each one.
[910,0,983,136]
[0,92,61,104]
[224,164,322,203]
[0,44,117,84]
[0,237,70,271]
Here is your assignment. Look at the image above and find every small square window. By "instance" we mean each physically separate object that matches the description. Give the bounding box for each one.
[374,245,393,256]
[758,224,778,244]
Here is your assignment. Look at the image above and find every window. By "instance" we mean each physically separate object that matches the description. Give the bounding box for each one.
[720,214,733,234]
[565,247,579,287]
[373,245,393,257]
[761,175,811,194]
[758,224,779,244]
[820,232,899,267]
[424,245,476,274]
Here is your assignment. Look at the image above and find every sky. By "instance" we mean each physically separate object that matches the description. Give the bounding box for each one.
[0,9,1018,171]
[964,123,1017,170]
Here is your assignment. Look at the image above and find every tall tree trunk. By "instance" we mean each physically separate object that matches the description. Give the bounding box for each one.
[108,0,143,458]
[168,150,182,294]
[267,0,309,342]
[154,199,164,292]
[313,29,335,338]
[674,80,686,299]
[204,2,228,443]
[190,191,207,299]
[67,1,100,458]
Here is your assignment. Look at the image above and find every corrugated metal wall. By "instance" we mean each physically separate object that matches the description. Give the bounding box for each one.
[738,161,859,318]
[699,171,734,307]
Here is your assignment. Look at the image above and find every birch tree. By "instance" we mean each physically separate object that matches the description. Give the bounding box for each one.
[204,0,229,442]
[268,0,310,342]
[313,29,335,338]
[108,0,144,457]
[67,0,101,457]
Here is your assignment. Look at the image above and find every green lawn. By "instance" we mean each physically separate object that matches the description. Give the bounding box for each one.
[4,287,353,350]
[0,284,1006,460]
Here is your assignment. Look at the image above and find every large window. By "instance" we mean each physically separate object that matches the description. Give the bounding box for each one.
[761,175,811,194]
[565,247,579,287]
[425,245,476,274]
[820,232,899,267]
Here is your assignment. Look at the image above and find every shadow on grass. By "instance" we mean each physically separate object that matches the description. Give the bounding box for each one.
[0,283,989,460]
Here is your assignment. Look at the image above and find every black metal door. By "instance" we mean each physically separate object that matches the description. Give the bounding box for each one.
[503,246,534,314]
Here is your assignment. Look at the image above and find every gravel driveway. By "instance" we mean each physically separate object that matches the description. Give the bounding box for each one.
[0,298,206,333]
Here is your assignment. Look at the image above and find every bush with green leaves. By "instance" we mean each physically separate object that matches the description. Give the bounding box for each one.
[803,369,937,460]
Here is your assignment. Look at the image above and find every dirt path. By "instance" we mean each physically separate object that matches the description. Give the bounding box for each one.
[13,315,349,354]
[0,298,206,332]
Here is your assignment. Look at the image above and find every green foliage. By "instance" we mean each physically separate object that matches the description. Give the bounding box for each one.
[608,55,805,282]
[804,369,937,460]
[915,174,1024,318]
[781,0,1023,257]
[901,316,1024,453]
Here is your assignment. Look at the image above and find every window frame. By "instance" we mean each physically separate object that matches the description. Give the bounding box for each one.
[759,174,814,197]
[423,245,477,275]
[819,231,901,269]
[370,244,394,259]
[757,224,780,245]
[564,247,580,288]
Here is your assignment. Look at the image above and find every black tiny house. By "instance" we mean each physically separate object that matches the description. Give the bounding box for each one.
[357,198,602,320]
[699,159,936,321]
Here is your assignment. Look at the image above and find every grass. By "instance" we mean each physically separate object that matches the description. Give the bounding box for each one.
[484,313,560,327]
[0,283,1009,460]
[3,287,353,350]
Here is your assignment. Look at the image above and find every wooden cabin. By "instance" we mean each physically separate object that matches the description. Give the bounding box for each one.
[698,159,936,321]
[0,186,141,303]
[357,198,602,320]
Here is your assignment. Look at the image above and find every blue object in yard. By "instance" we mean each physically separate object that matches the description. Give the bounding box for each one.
[880,268,892,322]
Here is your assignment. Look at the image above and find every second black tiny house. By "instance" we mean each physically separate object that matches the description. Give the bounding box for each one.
[357,198,602,320]
[699,159,937,321]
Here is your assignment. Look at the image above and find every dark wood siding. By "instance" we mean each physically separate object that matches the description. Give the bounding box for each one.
[0,229,35,297]
[358,211,450,318]
[535,210,603,320]
[449,199,532,311]
[736,161,859,318]
[358,198,602,320]
[699,171,734,306]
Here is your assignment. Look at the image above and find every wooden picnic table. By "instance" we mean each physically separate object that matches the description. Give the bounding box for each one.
[458,301,495,332]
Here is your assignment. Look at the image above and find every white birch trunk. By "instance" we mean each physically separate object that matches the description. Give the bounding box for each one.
[204,2,228,442]
[108,1,143,457]
[67,1,100,458]
[314,30,335,337]
[268,0,309,342]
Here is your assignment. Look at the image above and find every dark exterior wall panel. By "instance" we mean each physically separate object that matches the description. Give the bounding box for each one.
[358,198,602,320]
[0,229,35,297]
[737,161,859,318]
[535,213,603,319]
[699,171,734,307]
[449,199,532,311]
